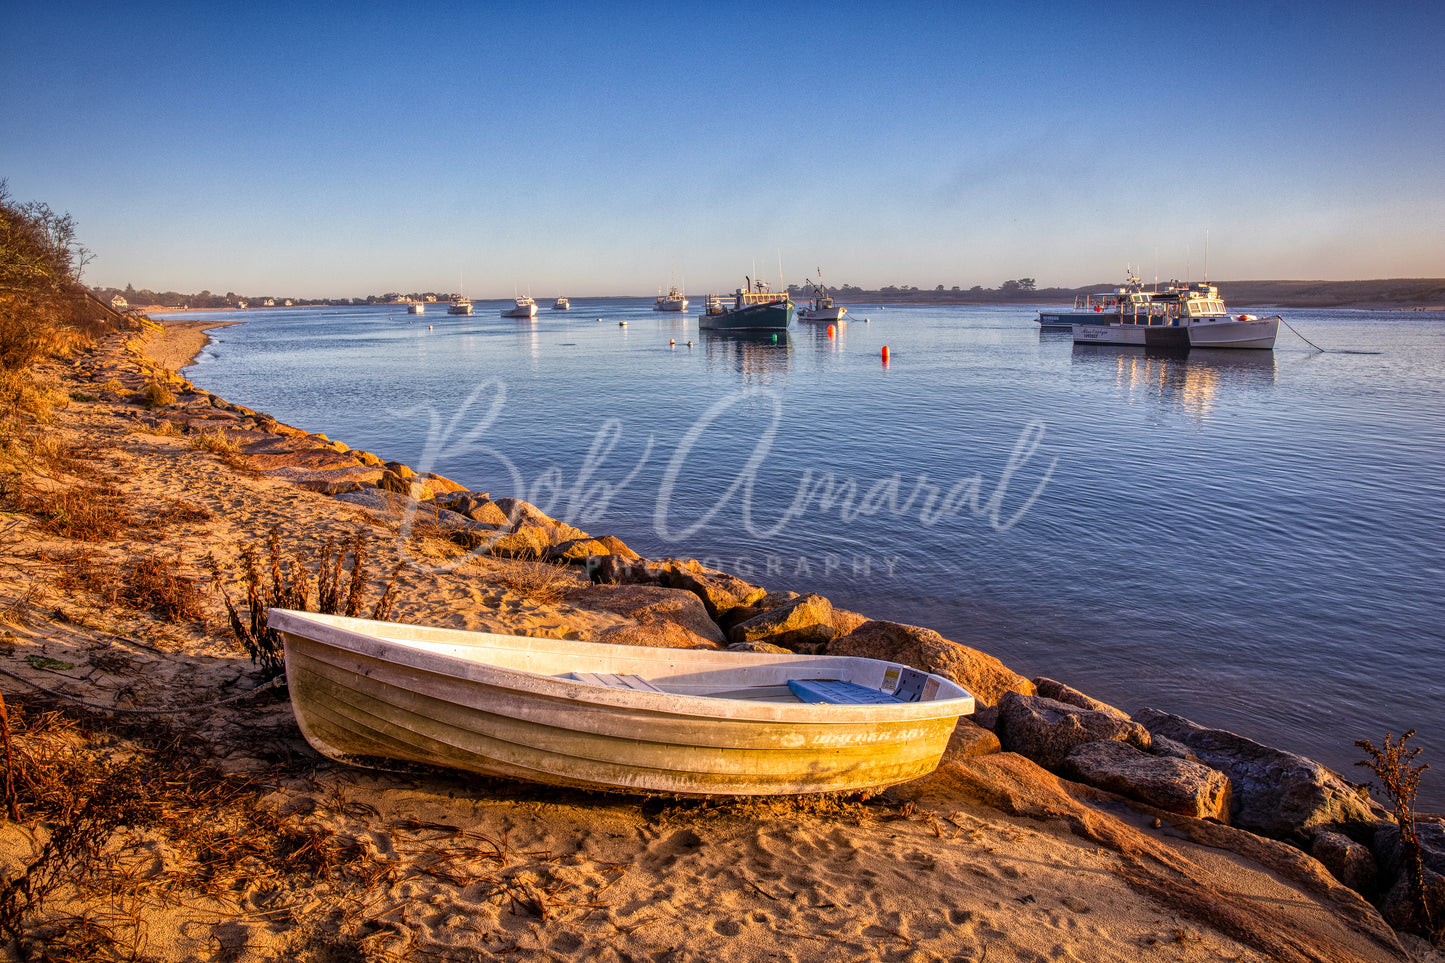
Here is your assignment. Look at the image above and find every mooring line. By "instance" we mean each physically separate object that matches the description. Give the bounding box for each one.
[1278,316,1326,352]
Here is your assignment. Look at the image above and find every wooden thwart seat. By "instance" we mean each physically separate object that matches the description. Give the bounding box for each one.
[787,679,904,705]
[570,672,664,693]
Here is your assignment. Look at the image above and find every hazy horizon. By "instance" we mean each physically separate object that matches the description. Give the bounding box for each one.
[4,1,1441,300]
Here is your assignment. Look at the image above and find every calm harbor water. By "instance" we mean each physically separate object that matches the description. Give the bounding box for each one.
[164,299,1445,811]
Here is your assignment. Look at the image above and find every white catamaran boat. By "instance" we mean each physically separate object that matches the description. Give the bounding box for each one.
[1070,280,1279,350]
[502,296,538,318]
[271,610,976,796]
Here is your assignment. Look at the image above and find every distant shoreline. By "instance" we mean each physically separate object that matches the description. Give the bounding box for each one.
[140,277,1445,315]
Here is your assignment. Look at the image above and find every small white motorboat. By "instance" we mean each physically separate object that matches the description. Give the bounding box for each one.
[502,296,538,318]
[270,610,975,796]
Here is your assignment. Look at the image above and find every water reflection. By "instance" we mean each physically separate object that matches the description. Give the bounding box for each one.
[1071,343,1276,425]
[512,320,541,366]
[795,319,848,359]
[701,330,792,382]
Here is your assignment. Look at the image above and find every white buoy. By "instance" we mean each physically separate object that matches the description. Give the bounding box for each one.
[619,320,627,326]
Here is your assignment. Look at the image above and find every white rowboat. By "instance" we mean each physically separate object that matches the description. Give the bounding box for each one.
[271,610,976,796]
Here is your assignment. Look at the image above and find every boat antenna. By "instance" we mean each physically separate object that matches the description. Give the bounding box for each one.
[778,249,783,294]
[1204,229,1209,283]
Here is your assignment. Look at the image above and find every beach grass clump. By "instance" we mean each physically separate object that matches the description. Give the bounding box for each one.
[0,369,69,429]
[1,477,131,543]
[190,428,253,472]
[190,428,240,456]
[139,378,175,408]
[493,557,576,606]
[32,482,132,542]
[210,527,404,680]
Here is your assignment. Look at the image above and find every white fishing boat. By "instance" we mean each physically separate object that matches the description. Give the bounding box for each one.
[653,286,688,312]
[502,296,538,318]
[408,302,425,315]
[553,297,570,310]
[270,610,976,796]
[447,296,472,316]
[1038,270,1150,329]
[796,280,847,322]
[1071,280,1279,350]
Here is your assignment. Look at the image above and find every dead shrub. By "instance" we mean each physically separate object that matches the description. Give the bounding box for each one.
[210,527,405,680]
[125,553,206,623]
[164,498,212,522]
[1358,730,1440,943]
[22,481,131,541]
[0,700,279,958]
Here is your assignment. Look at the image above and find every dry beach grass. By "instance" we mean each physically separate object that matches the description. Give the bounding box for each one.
[0,318,1439,962]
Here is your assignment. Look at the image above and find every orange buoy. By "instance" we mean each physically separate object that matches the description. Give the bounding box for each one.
[827,324,836,337]
[881,345,889,361]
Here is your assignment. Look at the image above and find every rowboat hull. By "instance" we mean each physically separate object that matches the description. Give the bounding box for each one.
[271,610,974,796]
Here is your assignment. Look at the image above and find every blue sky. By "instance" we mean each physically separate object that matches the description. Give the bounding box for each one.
[2,0,1441,299]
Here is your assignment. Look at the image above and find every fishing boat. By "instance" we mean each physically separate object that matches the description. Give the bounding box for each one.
[1071,280,1280,350]
[447,295,472,316]
[1038,271,1151,329]
[502,296,538,318]
[653,286,688,312]
[698,277,794,332]
[270,609,975,796]
[408,302,425,315]
[552,297,570,310]
[796,282,847,322]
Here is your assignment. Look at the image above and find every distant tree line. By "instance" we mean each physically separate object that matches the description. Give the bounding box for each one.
[787,278,1061,302]
[88,286,454,309]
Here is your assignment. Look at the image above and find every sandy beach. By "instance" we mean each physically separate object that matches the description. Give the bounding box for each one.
[0,318,1439,962]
